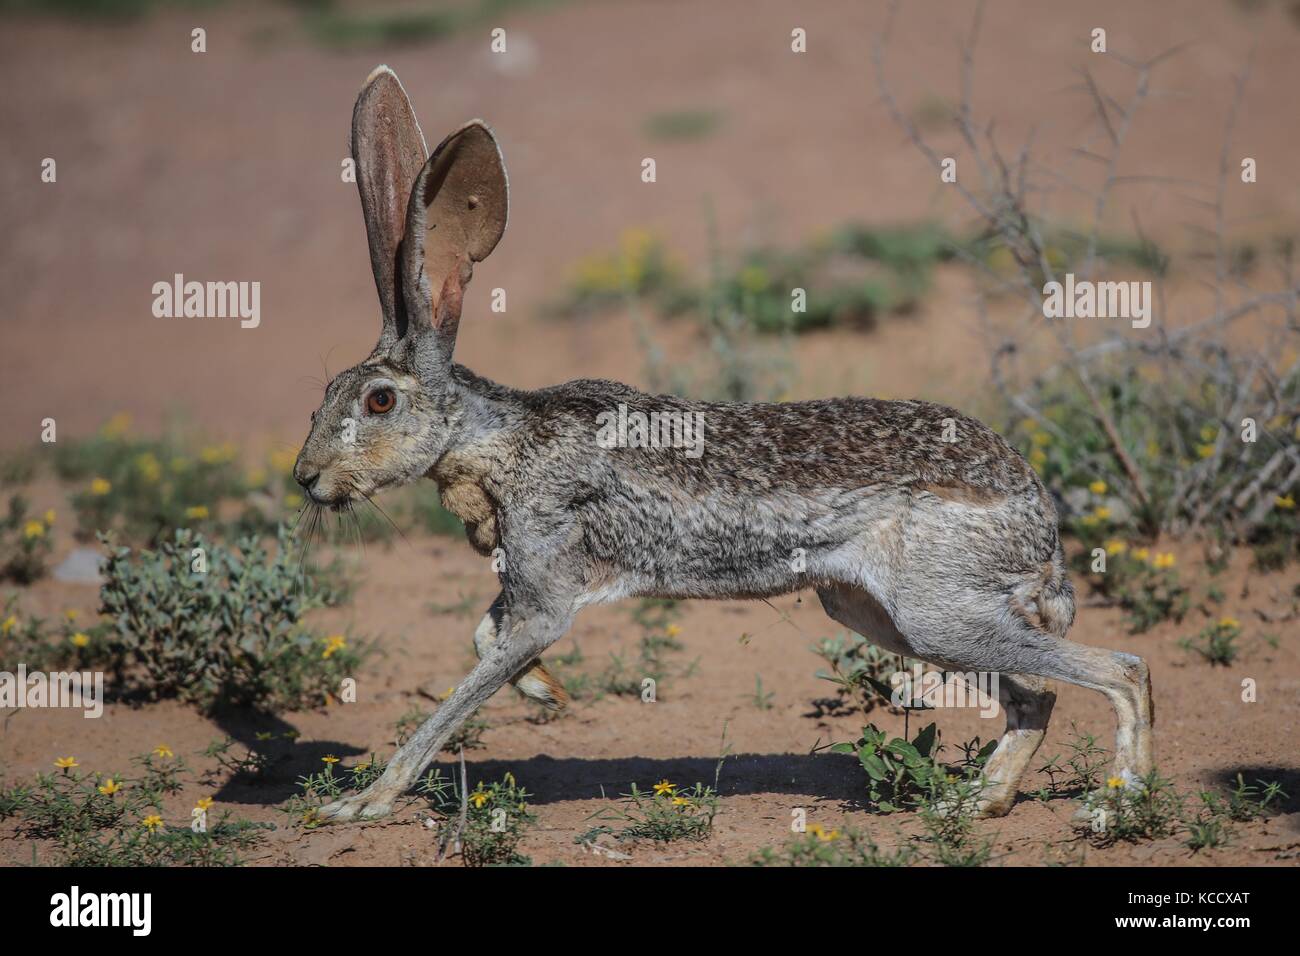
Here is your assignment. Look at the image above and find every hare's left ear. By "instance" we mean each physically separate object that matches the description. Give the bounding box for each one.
[399,120,509,356]
[352,66,429,346]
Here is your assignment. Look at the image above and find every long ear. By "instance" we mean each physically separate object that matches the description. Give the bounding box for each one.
[399,120,509,356]
[351,65,428,345]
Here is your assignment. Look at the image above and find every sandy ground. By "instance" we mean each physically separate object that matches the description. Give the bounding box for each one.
[1,0,1299,866]
[1,520,1298,866]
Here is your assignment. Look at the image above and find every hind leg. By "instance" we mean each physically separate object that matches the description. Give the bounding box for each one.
[819,584,1056,817]
[976,673,1055,816]
[818,583,1154,809]
[1032,641,1154,780]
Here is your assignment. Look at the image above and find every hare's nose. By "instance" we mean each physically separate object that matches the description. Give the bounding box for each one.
[294,465,320,491]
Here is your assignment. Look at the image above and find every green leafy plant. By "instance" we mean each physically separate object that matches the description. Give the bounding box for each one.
[812,631,915,715]
[0,597,112,672]
[96,526,363,712]
[748,674,775,710]
[1179,617,1242,666]
[552,228,691,317]
[554,599,693,700]
[585,778,721,844]
[1,749,269,866]
[1073,770,1185,846]
[284,755,388,827]
[0,496,56,583]
[831,722,995,814]
[750,825,916,867]
[1035,724,1110,798]
[423,771,537,867]
[644,108,723,142]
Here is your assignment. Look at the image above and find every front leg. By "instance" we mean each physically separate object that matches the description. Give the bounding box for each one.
[316,603,573,822]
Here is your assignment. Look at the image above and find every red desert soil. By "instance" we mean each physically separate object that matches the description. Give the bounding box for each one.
[1,1,1298,865]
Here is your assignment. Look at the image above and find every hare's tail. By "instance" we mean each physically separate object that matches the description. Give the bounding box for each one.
[514,660,570,711]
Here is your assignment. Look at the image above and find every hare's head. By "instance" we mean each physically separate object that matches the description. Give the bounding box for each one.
[294,67,508,507]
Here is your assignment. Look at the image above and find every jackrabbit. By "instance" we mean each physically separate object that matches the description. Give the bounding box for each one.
[294,65,1154,822]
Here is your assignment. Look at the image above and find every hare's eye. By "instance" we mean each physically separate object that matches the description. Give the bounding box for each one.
[365,388,396,415]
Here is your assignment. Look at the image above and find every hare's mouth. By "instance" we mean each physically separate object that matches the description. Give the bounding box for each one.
[306,487,352,510]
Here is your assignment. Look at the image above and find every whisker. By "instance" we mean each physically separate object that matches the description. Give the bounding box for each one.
[362,492,411,548]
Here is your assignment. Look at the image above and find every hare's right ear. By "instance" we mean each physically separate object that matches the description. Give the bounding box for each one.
[351,65,428,346]
[399,120,509,365]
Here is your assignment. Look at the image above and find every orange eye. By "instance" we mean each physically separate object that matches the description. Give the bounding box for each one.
[366,387,396,414]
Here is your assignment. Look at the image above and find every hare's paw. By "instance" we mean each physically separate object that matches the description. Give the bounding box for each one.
[316,788,397,823]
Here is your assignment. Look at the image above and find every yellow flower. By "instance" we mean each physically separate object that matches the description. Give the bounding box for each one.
[184,505,210,520]
[806,822,826,838]
[1029,448,1047,468]
[470,791,489,808]
[817,827,840,842]
[135,453,161,483]
[43,509,56,525]
[1089,480,1108,495]
[1200,424,1218,442]
[98,778,120,796]
[195,797,214,811]
[739,264,769,294]
[1196,444,1215,459]
[100,412,132,439]
[1080,514,1100,528]
[245,467,267,488]
[23,520,44,539]
[653,780,675,796]
[70,632,90,648]
[987,246,1015,274]
[1132,547,1150,562]
[284,493,303,509]
[141,814,164,832]
[664,623,682,638]
[671,796,689,806]
[321,755,340,765]
[199,443,236,465]
[89,477,112,496]
[1152,552,1176,569]
[1031,431,1052,447]
[1093,506,1111,521]
[1107,776,1124,789]
[1276,495,1296,510]
[1218,617,1240,630]
[322,635,347,660]
[1,615,15,635]
[64,609,78,621]
[153,744,174,758]
[54,756,79,770]
[1104,540,1127,556]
